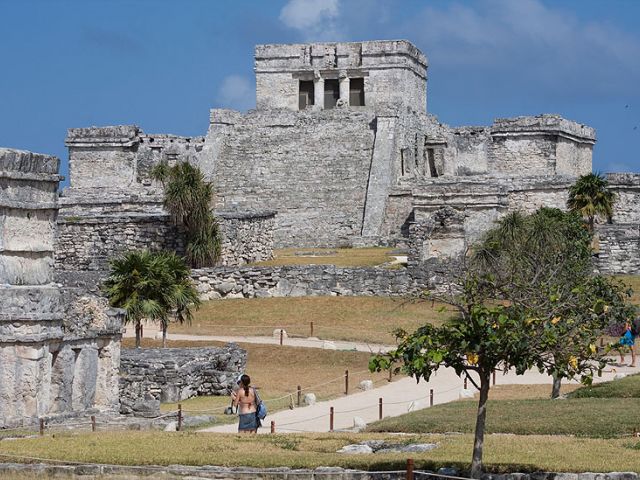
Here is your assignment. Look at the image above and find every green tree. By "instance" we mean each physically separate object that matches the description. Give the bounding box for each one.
[371,208,631,477]
[567,172,615,232]
[470,208,597,397]
[151,161,221,267]
[103,250,201,348]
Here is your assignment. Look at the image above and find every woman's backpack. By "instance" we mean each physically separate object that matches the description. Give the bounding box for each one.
[254,388,268,420]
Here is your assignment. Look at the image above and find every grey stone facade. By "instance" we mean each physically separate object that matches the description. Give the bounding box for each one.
[59,126,275,271]
[119,345,246,415]
[0,148,123,429]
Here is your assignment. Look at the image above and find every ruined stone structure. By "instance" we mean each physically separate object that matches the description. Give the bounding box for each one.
[119,344,246,416]
[0,149,123,428]
[54,39,639,275]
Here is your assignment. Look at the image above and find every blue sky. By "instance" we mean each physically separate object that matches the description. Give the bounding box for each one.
[1,0,639,185]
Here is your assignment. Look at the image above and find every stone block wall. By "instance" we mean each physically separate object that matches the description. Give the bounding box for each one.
[218,211,275,266]
[191,265,426,300]
[119,345,246,412]
[204,108,377,247]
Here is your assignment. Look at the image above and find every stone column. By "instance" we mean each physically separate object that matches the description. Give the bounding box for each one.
[0,148,63,428]
[339,71,350,106]
[314,75,324,111]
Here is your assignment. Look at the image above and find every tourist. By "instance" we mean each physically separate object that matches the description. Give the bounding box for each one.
[231,374,260,433]
[619,321,637,367]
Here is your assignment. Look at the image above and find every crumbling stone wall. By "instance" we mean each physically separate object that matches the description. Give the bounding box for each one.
[192,265,426,300]
[119,345,246,413]
[0,148,122,429]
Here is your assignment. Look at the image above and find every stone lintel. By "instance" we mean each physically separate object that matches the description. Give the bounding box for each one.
[0,148,60,175]
[491,115,596,143]
[65,125,141,148]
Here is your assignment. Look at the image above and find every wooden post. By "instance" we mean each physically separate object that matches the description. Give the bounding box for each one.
[600,337,604,348]
[388,369,392,382]
[329,407,334,432]
[406,458,415,480]
[344,370,349,395]
[279,329,283,346]
[464,376,468,389]
[310,321,314,337]
[297,385,302,407]
[91,415,96,432]
[271,421,275,434]
[378,397,383,420]
[429,389,434,407]
[177,404,183,431]
[492,370,496,386]
[39,418,44,436]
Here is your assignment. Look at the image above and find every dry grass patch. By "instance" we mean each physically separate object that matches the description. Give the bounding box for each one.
[483,383,580,401]
[122,339,400,416]
[1,431,640,473]
[251,247,396,267]
[176,296,452,344]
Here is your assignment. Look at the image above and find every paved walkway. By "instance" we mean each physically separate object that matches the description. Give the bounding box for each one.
[201,361,635,434]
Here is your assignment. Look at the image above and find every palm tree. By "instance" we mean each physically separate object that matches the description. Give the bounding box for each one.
[103,250,200,348]
[567,173,616,232]
[151,161,221,267]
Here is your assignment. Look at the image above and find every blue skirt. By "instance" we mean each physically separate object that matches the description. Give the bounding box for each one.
[238,412,259,431]
[620,331,635,347]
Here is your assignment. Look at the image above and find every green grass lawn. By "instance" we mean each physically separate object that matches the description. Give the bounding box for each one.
[250,247,398,267]
[0,431,639,473]
[368,374,640,438]
[175,296,452,344]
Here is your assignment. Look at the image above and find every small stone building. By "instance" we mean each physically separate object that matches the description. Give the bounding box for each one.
[0,148,123,428]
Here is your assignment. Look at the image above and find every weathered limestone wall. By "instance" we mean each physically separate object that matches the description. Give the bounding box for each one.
[119,345,246,413]
[66,126,205,189]
[0,148,122,428]
[204,108,377,247]
[594,173,640,275]
[191,265,426,300]
[255,40,427,113]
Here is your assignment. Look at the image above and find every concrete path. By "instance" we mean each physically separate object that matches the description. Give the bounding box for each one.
[201,363,636,434]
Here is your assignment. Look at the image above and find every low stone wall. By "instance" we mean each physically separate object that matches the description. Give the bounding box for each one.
[191,265,427,300]
[0,463,637,480]
[119,345,246,415]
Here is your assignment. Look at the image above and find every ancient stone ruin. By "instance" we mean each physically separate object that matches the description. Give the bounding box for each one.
[54,40,639,278]
[1,39,639,429]
[0,149,122,428]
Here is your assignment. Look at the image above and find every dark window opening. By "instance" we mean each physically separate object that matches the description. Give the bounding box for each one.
[299,80,315,110]
[324,79,340,109]
[427,148,438,177]
[349,78,365,106]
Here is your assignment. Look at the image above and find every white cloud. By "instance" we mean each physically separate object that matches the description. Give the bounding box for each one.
[216,75,255,112]
[279,0,341,40]
[401,0,640,97]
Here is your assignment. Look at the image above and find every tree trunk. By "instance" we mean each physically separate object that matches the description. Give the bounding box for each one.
[551,375,562,399]
[162,323,168,348]
[470,371,491,479]
[135,321,141,348]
